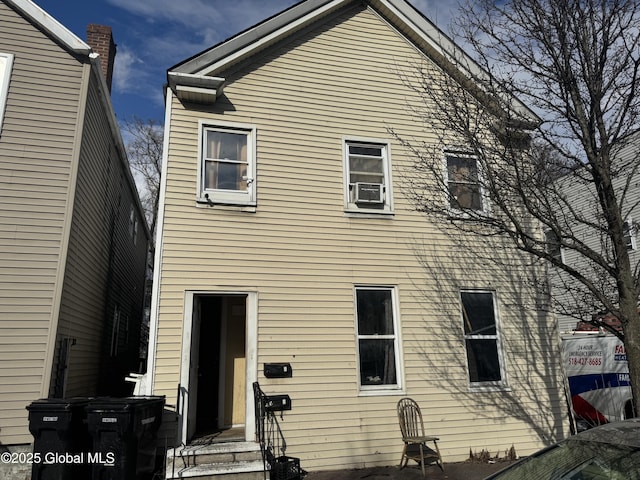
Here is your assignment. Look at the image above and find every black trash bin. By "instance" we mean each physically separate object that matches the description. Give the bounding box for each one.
[86,396,165,480]
[27,397,91,480]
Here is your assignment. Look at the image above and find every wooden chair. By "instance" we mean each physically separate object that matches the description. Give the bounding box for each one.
[397,398,443,477]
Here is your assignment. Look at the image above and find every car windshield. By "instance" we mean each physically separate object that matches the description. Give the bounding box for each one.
[492,439,640,480]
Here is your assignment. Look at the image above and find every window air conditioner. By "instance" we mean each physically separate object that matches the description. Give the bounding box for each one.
[354,182,384,204]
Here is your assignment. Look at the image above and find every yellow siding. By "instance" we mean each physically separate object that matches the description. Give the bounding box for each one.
[155,4,569,470]
[0,1,84,444]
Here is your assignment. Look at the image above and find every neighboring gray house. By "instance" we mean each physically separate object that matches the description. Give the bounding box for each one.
[0,0,149,460]
[549,132,640,334]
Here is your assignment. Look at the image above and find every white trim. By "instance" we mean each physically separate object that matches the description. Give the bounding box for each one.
[245,292,258,439]
[544,228,565,264]
[443,150,486,214]
[171,0,537,125]
[144,88,173,395]
[5,0,91,54]
[197,120,257,206]
[374,0,537,121]
[168,73,226,103]
[342,136,394,215]
[200,0,347,76]
[459,289,508,391]
[179,290,258,444]
[624,218,636,251]
[354,285,405,395]
[179,293,195,442]
[88,53,149,239]
[0,53,13,132]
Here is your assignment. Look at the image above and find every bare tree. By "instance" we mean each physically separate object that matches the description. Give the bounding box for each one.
[124,116,163,248]
[392,0,640,410]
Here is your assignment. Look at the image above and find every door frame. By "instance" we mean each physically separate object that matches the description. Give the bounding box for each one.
[179,290,257,444]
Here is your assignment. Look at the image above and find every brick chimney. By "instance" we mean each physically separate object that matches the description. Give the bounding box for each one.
[86,24,116,93]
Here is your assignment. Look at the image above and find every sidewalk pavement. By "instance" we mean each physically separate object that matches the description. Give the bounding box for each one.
[305,461,517,480]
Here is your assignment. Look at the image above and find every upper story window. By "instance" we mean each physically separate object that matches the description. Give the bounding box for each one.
[198,122,256,206]
[545,229,564,263]
[445,152,483,211]
[129,205,138,245]
[460,290,506,390]
[624,219,636,251]
[0,53,14,133]
[344,139,393,214]
[355,286,403,393]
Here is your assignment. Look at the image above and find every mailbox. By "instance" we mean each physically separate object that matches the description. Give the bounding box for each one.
[265,395,292,412]
[264,363,293,378]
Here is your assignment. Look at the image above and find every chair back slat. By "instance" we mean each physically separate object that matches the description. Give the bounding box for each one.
[397,397,425,439]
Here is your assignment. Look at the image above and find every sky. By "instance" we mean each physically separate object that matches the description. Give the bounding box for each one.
[33,0,460,124]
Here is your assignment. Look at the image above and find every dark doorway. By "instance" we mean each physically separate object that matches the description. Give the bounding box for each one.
[195,296,222,435]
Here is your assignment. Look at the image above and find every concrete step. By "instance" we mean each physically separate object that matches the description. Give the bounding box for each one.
[165,441,265,480]
[170,442,263,467]
[166,460,265,480]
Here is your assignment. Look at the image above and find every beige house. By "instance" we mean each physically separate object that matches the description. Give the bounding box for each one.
[149,0,570,476]
[0,0,149,464]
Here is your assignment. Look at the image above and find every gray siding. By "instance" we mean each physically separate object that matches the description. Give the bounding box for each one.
[554,136,640,333]
[0,0,84,444]
[55,69,149,397]
[0,0,149,446]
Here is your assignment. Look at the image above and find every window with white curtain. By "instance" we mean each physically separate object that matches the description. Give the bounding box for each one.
[355,286,402,392]
[198,122,256,205]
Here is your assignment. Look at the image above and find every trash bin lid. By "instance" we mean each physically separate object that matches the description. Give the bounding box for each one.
[26,397,91,412]
[86,395,165,412]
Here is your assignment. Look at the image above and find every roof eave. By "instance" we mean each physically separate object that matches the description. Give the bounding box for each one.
[89,53,152,241]
[5,0,91,55]
[167,72,226,104]
[374,0,540,126]
[170,0,347,76]
[167,0,539,126]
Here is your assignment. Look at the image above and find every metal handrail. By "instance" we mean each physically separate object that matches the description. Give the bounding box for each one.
[253,382,305,480]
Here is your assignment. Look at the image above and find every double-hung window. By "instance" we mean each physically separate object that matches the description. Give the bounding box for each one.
[460,290,506,389]
[129,205,138,245]
[445,152,483,211]
[0,53,14,132]
[624,219,636,251]
[344,139,392,213]
[355,287,402,392]
[545,229,564,263]
[199,122,256,205]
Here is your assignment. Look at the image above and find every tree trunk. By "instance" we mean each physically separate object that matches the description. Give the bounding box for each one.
[622,299,640,416]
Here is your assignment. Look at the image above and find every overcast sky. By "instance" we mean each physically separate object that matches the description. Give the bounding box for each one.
[33,0,461,123]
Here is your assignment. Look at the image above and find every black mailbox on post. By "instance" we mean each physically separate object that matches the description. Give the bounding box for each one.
[264,395,292,412]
